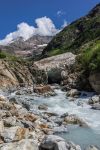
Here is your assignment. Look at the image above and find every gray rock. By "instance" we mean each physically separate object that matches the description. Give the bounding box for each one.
[39,135,68,150]
[0,139,39,150]
[86,145,99,150]
[66,89,81,98]
[88,95,100,105]
[39,135,81,150]
[91,104,100,110]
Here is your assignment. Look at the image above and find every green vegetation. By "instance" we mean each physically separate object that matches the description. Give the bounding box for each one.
[0,51,7,59]
[42,4,100,58]
[77,40,100,73]
[0,50,25,62]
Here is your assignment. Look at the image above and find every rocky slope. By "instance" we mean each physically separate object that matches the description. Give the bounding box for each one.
[0,35,52,59]
[40,3,100,93]
[0,60,47,89]
[42,3,100,57]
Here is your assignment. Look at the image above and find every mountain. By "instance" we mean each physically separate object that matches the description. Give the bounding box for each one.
[42,3,100,58]
[0,35,52,58]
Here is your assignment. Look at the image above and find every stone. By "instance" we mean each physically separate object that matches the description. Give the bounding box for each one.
[34,85,54,94]
[0,139,39,150]
[64,114,88,127]
[0,126,29,142]
[66,89,81,98]
[3,116,16,127]
[88,95,100,105]
[39,135,68,150]
[86,145,99,150]
[91,104,100,110]
[38,104,48,110]
[24,113,38,122]
[0,95,7,102]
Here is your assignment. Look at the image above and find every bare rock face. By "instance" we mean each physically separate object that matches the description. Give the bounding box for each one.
[89,73,100,94]
[0,60,48,89]
[0,35,52,59]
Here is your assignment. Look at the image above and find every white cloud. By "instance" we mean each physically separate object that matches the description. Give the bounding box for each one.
[62,20,68,28]
[0,17,60,45]
[57,10,66,17]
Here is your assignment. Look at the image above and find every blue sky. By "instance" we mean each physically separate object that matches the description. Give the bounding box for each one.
[0,0,100,40]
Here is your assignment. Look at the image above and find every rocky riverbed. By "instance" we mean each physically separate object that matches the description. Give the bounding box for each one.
[0,85,100,150]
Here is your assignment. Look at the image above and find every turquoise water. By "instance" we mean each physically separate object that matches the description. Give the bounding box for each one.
[57,126,100,149]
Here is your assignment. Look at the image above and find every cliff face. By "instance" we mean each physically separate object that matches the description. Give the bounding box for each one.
[0,60,47,89]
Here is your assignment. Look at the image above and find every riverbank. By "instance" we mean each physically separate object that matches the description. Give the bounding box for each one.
[0,85,100,149]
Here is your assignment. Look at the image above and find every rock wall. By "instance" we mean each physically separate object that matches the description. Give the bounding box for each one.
[89,73,100,94]
[0,60,47,89]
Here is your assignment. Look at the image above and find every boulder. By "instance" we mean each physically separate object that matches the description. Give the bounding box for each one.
[39,135,68,150]
[64,114,88,127]
[34,85,54,95]
[38,104,48,110]
[86,145,99,150]
[88,95,100,105]
[91,104,100,110]
[89,73,100,94]
[0,126,29,142]
[0,139,39,150]
[66,89,81,98]
[39,135,81,150]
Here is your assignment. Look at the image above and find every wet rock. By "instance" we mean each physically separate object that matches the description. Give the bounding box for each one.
[43,112,58,117]
[64,114,88,127]
[0,139,39,150]
[39,135,81,150]
[88,95,100,105]
[91,104,100,110]
[38,104,48,111]
[39,135,68,150]
[0,126,29,142]
[34,85,55,96]
[53,125,68,133]
[86,145,99,150]
[66,89,81,98]
[61,112,69,118]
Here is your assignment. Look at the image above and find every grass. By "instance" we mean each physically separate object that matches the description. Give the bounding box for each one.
[77,40,100,73]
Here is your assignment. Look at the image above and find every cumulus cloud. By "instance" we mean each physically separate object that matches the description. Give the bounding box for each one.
[0,17,59,45]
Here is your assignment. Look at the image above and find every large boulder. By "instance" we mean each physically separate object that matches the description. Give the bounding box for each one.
[0,126,29,142]
[0,139,39,150]
[39,135,81,150]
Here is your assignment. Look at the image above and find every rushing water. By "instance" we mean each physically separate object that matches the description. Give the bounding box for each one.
[1,87,100,149]
[31,89,100,148]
